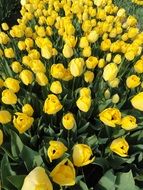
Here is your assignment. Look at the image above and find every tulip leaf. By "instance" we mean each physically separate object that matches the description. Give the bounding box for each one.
[1,154,16,190]
[20,145,44,171]
[7,175,26,189]
[78,180,89,190]
[10,130,24,159]
[97,169,116,190]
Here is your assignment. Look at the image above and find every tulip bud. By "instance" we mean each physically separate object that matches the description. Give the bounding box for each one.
[22,104,34,117]
[63,44,73,58]
[112,94,120,104]
[62,112,76,130]
[19,70,34,85]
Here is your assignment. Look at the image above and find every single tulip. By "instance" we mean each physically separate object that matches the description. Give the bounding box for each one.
[47,141,67,162]
[99,108,121,127]
[0,110,12,124]
[62,113,76,130]
[50,81,62,94]
[76,96,91,112]
[21,167,53,190]
[50,158,76,186]
[131,92,143,111]
[121,115,137,130]
[19,70,34,85]
[110,137,129,157]
[69,58,85,77]
[2,89,17,105]
[22,104,34,117]
[4,77,20,93]
[36,72,48,86]
[126,75,140,89]
[73,144,95,167]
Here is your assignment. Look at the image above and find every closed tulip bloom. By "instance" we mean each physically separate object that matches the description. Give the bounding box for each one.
[87,30,99,43]
[134,60,143,73]
[51,64,65,79]
[0,130,3,145]
[2,89,17,105]
[50,158,76,186]
[31,60,46,73]
[131,92,143,111]
[47,141,67,162]
[4,77,20,93]
[11,61,22,73]
[36,72,48,86]
[108,78,120,88]
[121,115,137,130]
[79,37,89,48]
[99,108,121,127]
[19,70,34,85]
[63,43,73,58]
[76,96,91,112]
[84,71,94,83]
[69,58,85,77]
[113,54,122,64]
[13,112,34,134]
[4,48,15,58]
[103,63,118,81]
[50,81,62,94]
[1,23,9,31]
[73,144,95,167]
[41,45,52,59]
[21,167,53,190]
[0,110,12,124]
[86,56,98,69]
[22,104,34,117]
[82,46,91,57]
[62,113,75,130]
[126,75,141,89]
[43,94,63,114]
[110,137,129,157]
[79,87,91,97]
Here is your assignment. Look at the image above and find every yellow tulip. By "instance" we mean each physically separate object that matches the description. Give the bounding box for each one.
[103,63,118,81]
[22,104,34,117]
[13,112,34,133]
[51,64,65,79]
[36,72,48,86]
[134,60,143,73]
[84,71,94,83]
[43,94,63,114]
[4,77,20,93]
[21,167,53,190]
[4,48,15,58]
[131,92,143,111]
[126,75,140,89]
[69,58,85,77]
[2,89,17,105]
[99,108,121,127]
[79,87,91,97]
[79,37,89,48]
[0,110,12,124]
[62,113,76,130]
[19,70,34,85]
[73,144,95,167]
[121,115,137,130]
[110,137,129,157]
[50,158,76,186]
[76,96,91,112]
[86,56,98,69]
[63,43,73,58]
[41,45,52,59]
[11,61,22,73]
[47,141,67,162]
[31,60,46,73]
[87,30,99,43]
[1,23,9,31]
[50,81,62,94]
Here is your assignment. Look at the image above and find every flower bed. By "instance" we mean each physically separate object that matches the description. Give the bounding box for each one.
[0,0,143,189]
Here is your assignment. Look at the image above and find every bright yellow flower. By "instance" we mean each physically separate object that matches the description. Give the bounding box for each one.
[13,112,34,134]
[21,167,53,190]
[63,43,73,58]
[0,110,12,124]
[106,53,112,62]
[73,144,95,167]
[62,113,75,130]
[0,130,3,145]
[87,30,99,43]
[47,141,67,162]
[112,94,120,104]
[79,37,89,48]
[80,87,91,97]
[84,71,94,83]
[82,46,91,57]
[131,92,143,111]
[31,60,46,73]
[22,104,34,117]
[18,41,26,51]
[69,58,85,77]
[41,45,52,59]
[99,108,121,127]
[4,78,20,93]
[113,54,122,64]
[108,78,120,88]
[86,56,98,69]
[1,23,9,31]
[19,70,34,85]
[134,60,143,73]
[98,58,106,68]
[51,64,65,79]
[43,94,63,114]
[110,137,129,157]
[125,51,135,61]
[126,75,141,89]
[121,115,137,130]
[2,89,17,105]
[76,96,91,112]
[11,61,22,73]
[4,48,15,58]
[36,72,48,86]
[103,63,118,81]
[50,158,75,186]
[50,81,62,94]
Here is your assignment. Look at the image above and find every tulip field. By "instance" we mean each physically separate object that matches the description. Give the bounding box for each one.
[1,0,143,189]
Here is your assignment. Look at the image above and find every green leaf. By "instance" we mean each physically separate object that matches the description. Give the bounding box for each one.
[1,154,16,190]
[20,145,44,171]
[7,175,26,189]
[98,169,116,190]
[11,130,24,159]
[78,180,89,190]
[116,170,137,190]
